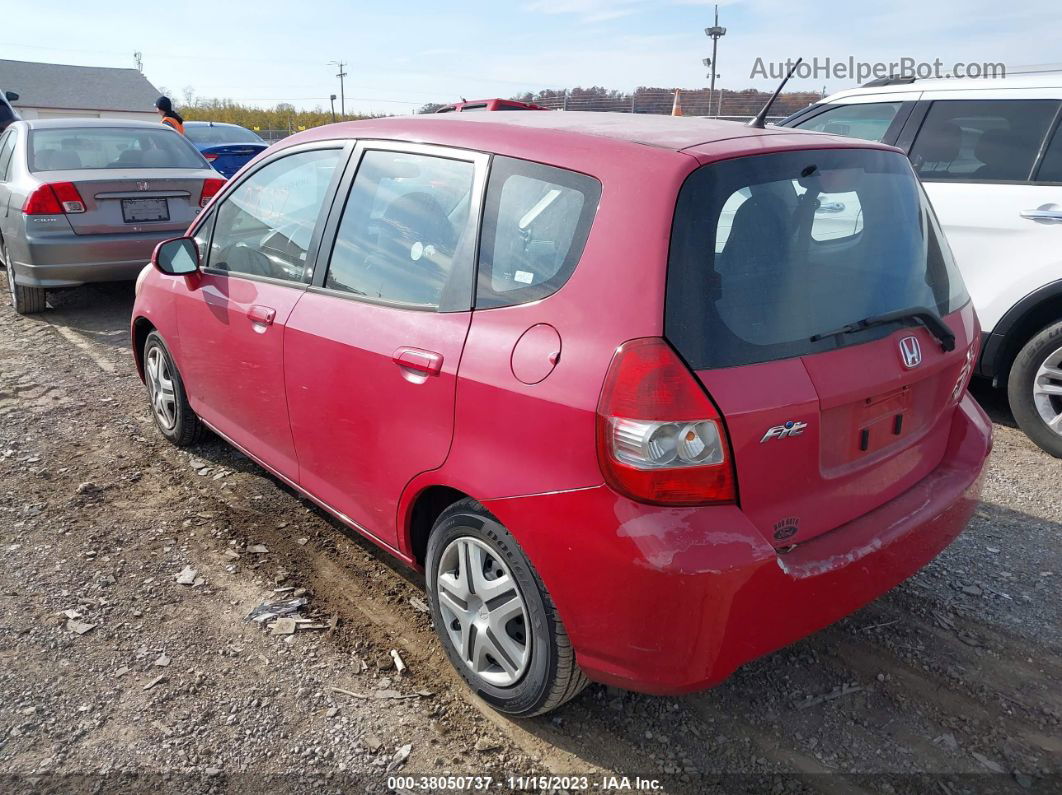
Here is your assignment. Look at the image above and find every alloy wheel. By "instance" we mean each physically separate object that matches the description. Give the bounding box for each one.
[1033,344,1062,437]
[436,536,531,687]
[146,346,178,431]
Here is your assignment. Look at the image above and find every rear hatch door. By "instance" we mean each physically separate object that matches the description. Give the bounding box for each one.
[666,146,975,547]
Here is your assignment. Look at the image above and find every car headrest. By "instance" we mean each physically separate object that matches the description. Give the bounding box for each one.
[974,128,1018,170]
[49,150,82,170]
[917,120,962,164]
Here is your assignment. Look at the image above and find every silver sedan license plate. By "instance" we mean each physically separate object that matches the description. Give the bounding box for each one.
[122,198,169,223]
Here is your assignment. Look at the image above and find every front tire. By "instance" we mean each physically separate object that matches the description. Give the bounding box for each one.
[143,331,203,447]
[1008,320,1062,457]
[426,499,588,717]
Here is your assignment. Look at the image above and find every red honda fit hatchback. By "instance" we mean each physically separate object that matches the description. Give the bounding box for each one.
[130,112,992,716]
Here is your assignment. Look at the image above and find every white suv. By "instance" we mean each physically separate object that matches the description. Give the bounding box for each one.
[782,72,1062,457]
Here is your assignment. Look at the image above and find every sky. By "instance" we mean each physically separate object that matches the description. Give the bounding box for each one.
[1,0,1058,115]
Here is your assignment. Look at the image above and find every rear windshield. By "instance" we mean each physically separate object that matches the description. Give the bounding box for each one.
[185,124,263,145]
[666,148,968,370]
[29,127,205,171]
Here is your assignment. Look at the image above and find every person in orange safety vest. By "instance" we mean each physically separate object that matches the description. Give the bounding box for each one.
[155,96,185,135]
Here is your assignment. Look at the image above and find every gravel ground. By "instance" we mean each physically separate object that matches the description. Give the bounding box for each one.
[0,281,1059,794]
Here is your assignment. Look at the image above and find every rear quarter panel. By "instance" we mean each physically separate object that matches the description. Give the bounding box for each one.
[398,145,698,539]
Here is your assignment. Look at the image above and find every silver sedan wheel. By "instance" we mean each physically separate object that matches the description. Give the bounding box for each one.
[146,346,177,431]
[1033,344,1062,437]
[436,536,531,688]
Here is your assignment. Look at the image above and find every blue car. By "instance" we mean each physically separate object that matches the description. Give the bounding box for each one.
[183,121,268,179]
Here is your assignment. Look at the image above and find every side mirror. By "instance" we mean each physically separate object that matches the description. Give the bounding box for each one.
[4,91,18,102]
[152,237,199,275]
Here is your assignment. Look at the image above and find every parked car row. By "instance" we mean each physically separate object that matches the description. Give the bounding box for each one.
[780,71,1062,457]
[0,119,223,313]
[0,118,267,314]
[127,111,991,715]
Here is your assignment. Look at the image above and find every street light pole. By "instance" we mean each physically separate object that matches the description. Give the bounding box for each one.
[704,5,727,117]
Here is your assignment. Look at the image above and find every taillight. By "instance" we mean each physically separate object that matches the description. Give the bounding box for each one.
[23,182,85,215]
[199,177,225,208]
[203,153,219,162]
[596,338,736,506]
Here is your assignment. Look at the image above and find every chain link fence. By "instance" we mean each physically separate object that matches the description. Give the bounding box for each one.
[524,89,823,119]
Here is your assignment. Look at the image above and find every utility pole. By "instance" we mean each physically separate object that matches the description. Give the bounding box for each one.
[328,61,347,117]
[133,51,143,73]
[704,5,726,117]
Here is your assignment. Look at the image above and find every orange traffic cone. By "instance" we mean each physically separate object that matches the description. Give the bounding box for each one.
[672,89,684,116]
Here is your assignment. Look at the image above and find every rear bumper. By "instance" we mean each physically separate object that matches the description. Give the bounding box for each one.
[12,229,177,288]
[484,394,992,695]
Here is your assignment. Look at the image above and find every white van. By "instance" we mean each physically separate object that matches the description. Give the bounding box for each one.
[782,72,1062,457]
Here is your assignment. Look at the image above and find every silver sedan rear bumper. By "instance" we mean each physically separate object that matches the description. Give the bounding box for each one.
[11,228,177,288]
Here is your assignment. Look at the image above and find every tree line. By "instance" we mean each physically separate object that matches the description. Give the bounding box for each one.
[166,95,373,136]
[160,85,822,137]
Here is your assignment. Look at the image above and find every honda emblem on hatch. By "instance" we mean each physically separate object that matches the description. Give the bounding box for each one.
[137,181,150,191]
[899,336,922,368]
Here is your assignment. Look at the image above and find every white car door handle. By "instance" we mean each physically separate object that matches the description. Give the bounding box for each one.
[1020,204,1062,223]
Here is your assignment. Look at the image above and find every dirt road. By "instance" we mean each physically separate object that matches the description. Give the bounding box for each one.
[0,282,1059,793]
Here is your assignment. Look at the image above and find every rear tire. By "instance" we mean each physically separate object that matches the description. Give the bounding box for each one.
[1008,320,1062,458]
[3,246,46,315]
[143,330,203,447]
[426,498,588,717]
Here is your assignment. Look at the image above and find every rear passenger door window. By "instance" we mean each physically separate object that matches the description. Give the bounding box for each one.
[324,148,480,309]
[1035,123,1062,183]
[0,130,15,181]
[796,102,904,142]
[207,147,343,282]
[476,157,601,309]
[909,99,1059,182]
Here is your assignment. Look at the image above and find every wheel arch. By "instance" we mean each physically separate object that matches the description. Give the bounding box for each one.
[981,279,1062,386]
[402,483,472,570]
[131,315,157,382]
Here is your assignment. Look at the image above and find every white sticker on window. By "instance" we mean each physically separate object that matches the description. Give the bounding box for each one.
[514,270,534,284]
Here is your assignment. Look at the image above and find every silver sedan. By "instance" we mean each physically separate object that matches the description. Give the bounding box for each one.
[0,118,223,314]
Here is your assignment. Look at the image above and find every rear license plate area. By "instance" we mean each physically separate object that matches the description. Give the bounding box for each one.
[856,387,912,452]
[121,198,169,223]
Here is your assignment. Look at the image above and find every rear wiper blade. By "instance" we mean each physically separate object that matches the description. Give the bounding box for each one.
[810,306,956,351]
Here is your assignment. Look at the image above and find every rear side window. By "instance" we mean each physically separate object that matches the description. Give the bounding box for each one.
[28,127,205,171]
[1035,125,1062,183]
[796,102,903,142]
[0,130,14,181]
[476,156,601,309]
[325,150,478,310]
[667,149,968,370]
[909,100,1059,182]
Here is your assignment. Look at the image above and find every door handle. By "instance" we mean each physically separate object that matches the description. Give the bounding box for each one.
[1020,204,1062,223]
[248,305,276,326]
[392,347,443,376]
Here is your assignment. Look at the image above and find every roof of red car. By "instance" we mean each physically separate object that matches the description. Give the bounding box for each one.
[290,111,877,155]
